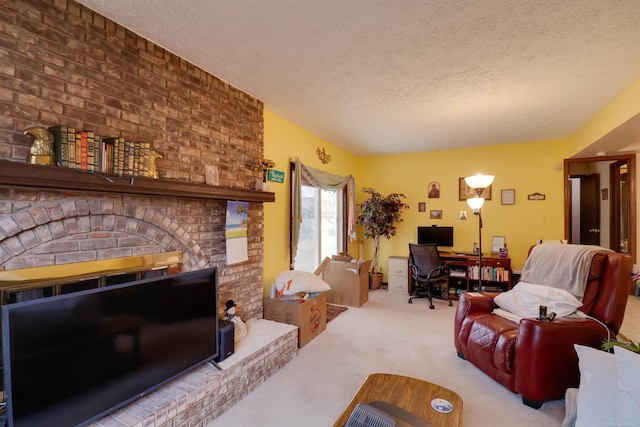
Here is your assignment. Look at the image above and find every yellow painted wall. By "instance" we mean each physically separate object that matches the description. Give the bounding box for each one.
[264,107,570,288]
[570,77,640,154]
[262,110,362,293]
[264,78,640,293]
[357,140,570,272]
[568,77,640,266]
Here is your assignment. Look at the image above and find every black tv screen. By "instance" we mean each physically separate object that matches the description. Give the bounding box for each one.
[2,268,218,427]
[417,226,454,247]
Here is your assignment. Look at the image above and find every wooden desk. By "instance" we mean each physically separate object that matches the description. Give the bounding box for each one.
[332,373,463,427]
[406,252,511,298]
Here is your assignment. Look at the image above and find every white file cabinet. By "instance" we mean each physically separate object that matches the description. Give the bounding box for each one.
[388,256,408,295]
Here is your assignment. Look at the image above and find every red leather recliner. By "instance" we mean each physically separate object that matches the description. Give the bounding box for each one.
[454,250,632,408]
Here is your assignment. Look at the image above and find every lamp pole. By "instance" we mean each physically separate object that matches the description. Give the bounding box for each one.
[475,208,483,291]
[464,173,495,292]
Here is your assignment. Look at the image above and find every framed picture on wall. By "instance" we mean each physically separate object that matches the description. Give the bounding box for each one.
[501,189,515,205]
[459,178,492,200]
[430,210,442,220]
[428,182,440,198]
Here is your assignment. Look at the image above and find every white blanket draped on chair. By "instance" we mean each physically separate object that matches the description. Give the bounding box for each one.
[519,244,612,300]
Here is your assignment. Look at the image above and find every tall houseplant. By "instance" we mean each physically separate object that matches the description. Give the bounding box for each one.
[357,187,409,289]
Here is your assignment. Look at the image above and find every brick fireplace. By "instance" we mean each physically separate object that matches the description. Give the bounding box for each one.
[0,183,266,319]
[0,2,296,424]
[0,0,270,320]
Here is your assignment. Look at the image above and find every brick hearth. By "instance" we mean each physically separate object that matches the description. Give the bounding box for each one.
[89,320,298,427]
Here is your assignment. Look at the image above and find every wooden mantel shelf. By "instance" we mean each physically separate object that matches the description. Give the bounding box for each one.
[0,160,275,203]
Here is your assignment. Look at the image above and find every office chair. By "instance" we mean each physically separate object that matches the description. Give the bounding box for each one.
[408,243,451,309]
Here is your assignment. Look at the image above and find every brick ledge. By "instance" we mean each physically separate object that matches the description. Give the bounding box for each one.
[91,319,298,426]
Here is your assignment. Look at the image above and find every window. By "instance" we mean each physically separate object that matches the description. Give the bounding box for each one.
[290,159,355,272]
[294,184,345,272]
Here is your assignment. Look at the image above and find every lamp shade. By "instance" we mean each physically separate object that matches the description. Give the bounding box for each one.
[465,174,494,189]
[467,197,485,210]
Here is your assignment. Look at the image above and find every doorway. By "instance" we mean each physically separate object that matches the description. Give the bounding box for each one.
[564,154,636,261]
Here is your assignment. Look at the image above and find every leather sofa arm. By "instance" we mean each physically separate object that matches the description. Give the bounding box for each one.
[456,292,494,316]
[514,317,610,403]
[454,292,495,353]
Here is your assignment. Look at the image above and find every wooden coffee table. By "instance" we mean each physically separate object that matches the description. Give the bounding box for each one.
[332,373,463,427]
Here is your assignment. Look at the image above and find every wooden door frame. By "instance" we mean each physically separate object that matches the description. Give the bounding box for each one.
[564,154,636,260]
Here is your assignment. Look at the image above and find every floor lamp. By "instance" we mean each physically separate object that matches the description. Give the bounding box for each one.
[464,174,494,291]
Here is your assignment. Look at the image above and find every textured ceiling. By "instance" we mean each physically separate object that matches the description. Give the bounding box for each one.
[77,0,640,157]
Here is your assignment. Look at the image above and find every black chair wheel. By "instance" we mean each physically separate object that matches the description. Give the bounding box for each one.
[429,304,435,309]
[448,301,453,306]
[408,298,412,304]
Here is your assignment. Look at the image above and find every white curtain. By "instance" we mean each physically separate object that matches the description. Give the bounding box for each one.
[291,158,356,262]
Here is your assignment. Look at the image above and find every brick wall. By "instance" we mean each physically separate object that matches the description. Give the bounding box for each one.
[0,0,267,319]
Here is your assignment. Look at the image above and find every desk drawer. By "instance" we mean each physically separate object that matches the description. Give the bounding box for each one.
[467,258,510,268]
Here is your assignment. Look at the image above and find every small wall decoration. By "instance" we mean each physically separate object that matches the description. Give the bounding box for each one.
[267,169,285,183]
[459,211,467,220]
[459,177,491,200]
[316,147,331,164]
[418,202,426,212]
[527,192,546,201]
[501,189,515,205]
[430,210,442,220]
[428,182,440,198]
[601,188,608,200]
[204,164,219,185]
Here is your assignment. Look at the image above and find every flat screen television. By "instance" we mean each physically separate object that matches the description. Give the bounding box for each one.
[2,267,218,427]
[417,226,454,248]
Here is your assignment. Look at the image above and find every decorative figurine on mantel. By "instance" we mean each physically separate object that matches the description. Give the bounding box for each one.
[147,149,163,179]
[256,158,275,191]
[23,126,54,165]
[224,299,248,343]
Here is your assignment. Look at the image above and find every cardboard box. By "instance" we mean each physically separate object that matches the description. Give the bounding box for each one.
[263,292,327,347]
[317,257,372,307]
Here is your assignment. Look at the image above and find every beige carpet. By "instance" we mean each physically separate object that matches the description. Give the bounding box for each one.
[209,290,586,427]
[620,295,640,343]
[209,291,640,427]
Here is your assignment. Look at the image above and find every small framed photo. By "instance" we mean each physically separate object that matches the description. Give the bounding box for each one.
[418,202,426,212]
[430,210,442,220]
[491,236,505,253]
[428,182,440,198]
[601,188,608,200]
[501,189,515,205]
[459,178,491,200]
[459,211,468,220]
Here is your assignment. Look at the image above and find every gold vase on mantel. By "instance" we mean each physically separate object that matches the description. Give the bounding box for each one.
[24,126,54,166]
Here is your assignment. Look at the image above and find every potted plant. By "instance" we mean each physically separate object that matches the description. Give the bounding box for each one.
[602,339,640,354]
[357,187,409,289]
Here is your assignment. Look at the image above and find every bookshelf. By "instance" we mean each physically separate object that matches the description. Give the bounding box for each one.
[440,253,512,298]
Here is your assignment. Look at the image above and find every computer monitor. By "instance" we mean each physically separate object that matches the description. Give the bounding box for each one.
[417,226,454,248]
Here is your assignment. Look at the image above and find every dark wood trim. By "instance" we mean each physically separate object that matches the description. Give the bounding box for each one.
[564,154,635,261]
[0,160,275,203]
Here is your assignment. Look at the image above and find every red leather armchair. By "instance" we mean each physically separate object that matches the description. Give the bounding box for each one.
[454,250,632,408]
